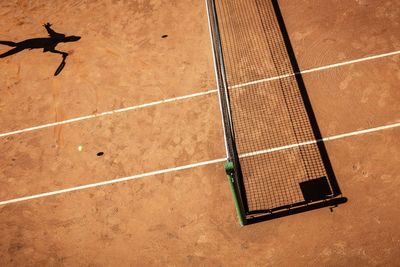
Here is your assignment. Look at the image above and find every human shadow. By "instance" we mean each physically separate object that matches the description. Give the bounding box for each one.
[0,23,81,76]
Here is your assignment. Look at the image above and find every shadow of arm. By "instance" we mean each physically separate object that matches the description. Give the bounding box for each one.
[43,23,65,38]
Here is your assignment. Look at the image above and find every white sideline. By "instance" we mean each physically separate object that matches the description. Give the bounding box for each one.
[0,50,399,138]
[1,121,399,206]
[0,157,227,206]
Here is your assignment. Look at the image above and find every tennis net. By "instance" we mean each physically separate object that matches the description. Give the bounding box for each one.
[206,0,345,224]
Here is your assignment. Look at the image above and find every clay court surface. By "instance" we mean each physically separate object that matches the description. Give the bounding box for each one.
[0,0,399,265]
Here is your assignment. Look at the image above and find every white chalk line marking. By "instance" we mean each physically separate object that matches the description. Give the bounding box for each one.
[241,121,400,158]
[0,157,227,206]
[1,50,399,138]
[0,89,218,138]
[231,50,400,89]
[1,121,399,206]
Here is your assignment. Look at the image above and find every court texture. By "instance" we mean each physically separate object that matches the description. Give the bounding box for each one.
[1,0,399,265]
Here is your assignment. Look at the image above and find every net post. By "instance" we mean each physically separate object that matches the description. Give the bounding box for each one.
[224,161,246,226]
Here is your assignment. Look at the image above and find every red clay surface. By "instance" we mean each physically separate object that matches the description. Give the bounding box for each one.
[1,0,400,266]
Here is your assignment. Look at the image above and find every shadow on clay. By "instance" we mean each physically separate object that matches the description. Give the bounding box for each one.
[0,23,81,76]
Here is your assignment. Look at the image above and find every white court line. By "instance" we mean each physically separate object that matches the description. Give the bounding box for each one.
[241,121,400,158]
[231,50,400,89]
[1,121,399,206]
[0,157,227,206]
[0,89,218,138]
[1,50,399,138]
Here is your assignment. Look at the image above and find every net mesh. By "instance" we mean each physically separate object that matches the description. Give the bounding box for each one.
[215,0,333,212]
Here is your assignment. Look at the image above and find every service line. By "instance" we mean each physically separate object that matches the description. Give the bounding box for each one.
[1,121,399,206]
[1,50,399,138]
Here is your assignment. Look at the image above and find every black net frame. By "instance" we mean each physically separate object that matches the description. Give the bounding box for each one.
[206,0,249,219]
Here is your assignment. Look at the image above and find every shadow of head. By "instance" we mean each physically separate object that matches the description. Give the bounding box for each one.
[63,35,81,43]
